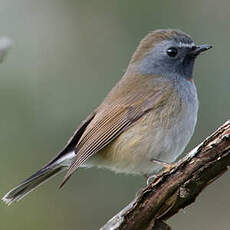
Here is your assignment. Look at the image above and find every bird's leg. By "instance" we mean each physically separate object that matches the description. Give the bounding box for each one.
[144,159,176,186]
[150,159,176,173]
[145,174,157,185]
[143,173,159,185]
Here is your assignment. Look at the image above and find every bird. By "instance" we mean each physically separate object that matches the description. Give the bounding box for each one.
[2,29,212,205]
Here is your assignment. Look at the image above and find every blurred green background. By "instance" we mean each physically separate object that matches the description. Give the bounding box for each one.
[0,0,229,229]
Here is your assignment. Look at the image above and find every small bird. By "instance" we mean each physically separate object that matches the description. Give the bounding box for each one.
[2,29,212,205]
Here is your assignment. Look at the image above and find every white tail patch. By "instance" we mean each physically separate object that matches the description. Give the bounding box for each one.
[55,151,75,167]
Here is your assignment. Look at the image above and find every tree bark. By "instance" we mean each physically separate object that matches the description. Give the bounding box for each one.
[100,120,230,230]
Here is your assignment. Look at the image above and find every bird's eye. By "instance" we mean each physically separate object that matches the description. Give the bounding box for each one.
[167,47,178,57]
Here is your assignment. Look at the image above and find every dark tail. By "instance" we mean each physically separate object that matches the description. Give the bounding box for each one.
[2,165,65,205]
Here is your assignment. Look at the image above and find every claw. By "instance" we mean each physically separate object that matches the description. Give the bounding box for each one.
[145,174,157,185]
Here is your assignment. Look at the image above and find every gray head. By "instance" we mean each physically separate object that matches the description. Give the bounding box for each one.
[130,29,212,80]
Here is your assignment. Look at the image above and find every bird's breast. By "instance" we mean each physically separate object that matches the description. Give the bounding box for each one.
[86,79,198,175]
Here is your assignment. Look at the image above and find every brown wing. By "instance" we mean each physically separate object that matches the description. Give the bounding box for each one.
[60,89,166,187]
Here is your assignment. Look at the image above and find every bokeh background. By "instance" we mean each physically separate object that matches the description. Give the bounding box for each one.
[0,0,229,229]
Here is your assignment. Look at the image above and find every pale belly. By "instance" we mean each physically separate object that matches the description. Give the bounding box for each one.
[85,96,198,175]
[84,78,198,175]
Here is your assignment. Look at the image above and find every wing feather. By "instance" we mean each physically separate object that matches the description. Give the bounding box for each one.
[60,89,167,187]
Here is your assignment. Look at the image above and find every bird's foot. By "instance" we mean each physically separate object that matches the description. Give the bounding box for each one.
[144,160,176,186]
[145,174,157,186]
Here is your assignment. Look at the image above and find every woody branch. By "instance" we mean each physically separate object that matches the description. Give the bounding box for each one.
[100,120,230,230]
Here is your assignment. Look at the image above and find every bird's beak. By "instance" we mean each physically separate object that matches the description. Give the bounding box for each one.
[189,44,212,57]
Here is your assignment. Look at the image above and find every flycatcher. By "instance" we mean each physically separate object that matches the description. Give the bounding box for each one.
[2,29,212,205]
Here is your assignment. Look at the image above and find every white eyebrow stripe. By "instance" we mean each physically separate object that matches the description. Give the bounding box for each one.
[178,42,195,48]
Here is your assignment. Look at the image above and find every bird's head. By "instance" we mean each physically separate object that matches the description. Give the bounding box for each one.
[129,29,212,80]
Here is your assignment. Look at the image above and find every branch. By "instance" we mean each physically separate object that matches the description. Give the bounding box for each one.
[100,120,230,230]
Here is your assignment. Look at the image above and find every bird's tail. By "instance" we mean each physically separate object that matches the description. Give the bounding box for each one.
[2,164,65,205]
